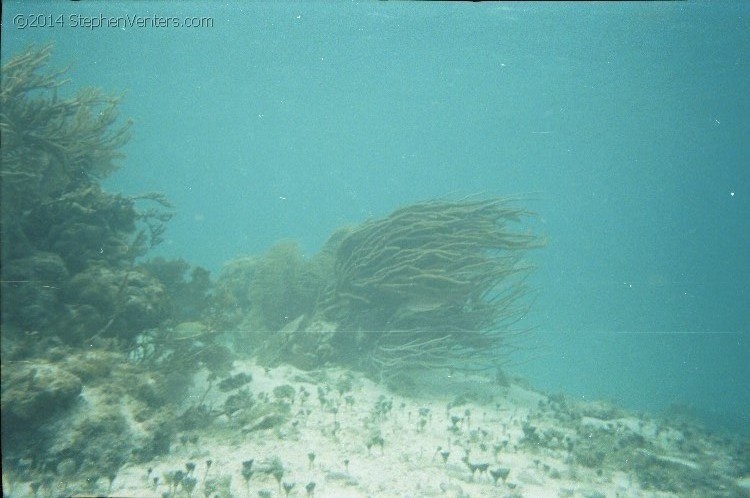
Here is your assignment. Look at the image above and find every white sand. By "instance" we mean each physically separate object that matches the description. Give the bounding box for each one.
[100,359,707,498]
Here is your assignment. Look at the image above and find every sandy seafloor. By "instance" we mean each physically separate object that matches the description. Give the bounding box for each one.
[4,359,750,498]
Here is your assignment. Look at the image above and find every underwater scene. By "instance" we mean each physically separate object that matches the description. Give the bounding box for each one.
[1,2,748,498]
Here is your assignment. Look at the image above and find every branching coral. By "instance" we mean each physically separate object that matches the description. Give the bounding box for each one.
[317,197,544,377]
[0,45,173,347]
[247,241,320,331]
[215,241,333,336]
[138,257,212,322]
[1,44,131,222]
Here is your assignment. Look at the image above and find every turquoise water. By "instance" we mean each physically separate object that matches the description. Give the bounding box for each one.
[3,2,748,433]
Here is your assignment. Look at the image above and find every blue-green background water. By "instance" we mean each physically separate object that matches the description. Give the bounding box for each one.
[4,1,748,433]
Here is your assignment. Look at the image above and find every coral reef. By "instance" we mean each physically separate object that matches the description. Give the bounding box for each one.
[0,44,546,496]
[138,257,212,322]
[214,240,334,356]
[1,45,174,348]
[0,45,130,233]
[2,44,745,498]
[279,198,544,378]
[1,251,68,331]
[0,45,225,494]
[220,198,542,380]
[63,264,169,343]
[1,362,82,427]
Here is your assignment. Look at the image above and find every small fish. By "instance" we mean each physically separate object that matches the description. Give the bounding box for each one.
[404,301,444,313]
[170,322,208,341]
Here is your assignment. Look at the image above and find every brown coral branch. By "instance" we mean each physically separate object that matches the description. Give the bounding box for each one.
[318,196,543,378]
